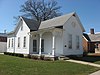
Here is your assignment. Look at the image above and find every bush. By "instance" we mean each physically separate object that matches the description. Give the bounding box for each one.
[31,55,38,60]
[11,53,15,56]
[27,54,31,59]
[40,55,45,60]
[4,52,24,58]
[44,57,52,61]
[83,52,88,56]
[4,52,7,55]
[18,54,24,57]
[4,52,10,55]
[14,53,19,57]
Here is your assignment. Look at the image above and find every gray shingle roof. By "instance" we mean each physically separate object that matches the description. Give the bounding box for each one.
[39,12,75,29]
[22,17,40,31]
[88,33,100,42]
[0,33,7,37]
[8,12,85,35]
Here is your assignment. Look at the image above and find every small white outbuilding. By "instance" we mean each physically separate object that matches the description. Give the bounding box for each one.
[0,33,7,53]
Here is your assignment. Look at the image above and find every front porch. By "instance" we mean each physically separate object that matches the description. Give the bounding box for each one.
[29,28,63,57]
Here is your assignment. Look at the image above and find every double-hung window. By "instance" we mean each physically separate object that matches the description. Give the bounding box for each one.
[8,39,10,48]
[23,37,26,48]
[12,39,13,47]
[68,34,72,49]
[18,37,20,48]
[76,35,80,49]
[33,40,37,52]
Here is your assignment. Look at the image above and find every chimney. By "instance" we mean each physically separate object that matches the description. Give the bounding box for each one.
[4,30,6,33]
[90,28,94,34]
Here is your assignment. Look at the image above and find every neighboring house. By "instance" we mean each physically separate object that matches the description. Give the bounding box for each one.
[83,29,100,53]
[0,33,7,52]
[7,12,85,58]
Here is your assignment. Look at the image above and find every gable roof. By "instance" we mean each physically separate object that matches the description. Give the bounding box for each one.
[7,17,40,35]
[8,12,85,35]
[83,33,100,42]
[22,17,40,31]
[88,33,100,42]
[39,12,85,32]
[39,12,74,29]
[83,33,91,41]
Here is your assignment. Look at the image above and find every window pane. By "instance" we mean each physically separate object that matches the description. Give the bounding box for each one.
[12,39,13,47]
[76,36,80,49]
[9,39,10,48]
[23,37,26,47]
[18,37,20,47]
[68,34,72,49]
[33,40,37,52]
[41,39,44,52]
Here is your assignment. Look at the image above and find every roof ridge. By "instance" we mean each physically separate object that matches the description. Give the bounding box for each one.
[41,12,75,23]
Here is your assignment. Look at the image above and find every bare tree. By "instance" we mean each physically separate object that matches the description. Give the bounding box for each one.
[20,0,62,23]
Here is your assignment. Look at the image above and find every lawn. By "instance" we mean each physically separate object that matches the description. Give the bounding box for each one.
[0,54,99,75]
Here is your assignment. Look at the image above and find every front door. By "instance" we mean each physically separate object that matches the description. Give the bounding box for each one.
[33,40,37,52]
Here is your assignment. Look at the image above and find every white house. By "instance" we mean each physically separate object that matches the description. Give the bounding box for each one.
[7,12,85,58]
[0,33,7,53]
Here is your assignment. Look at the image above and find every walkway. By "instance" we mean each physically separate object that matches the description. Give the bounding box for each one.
[66,59,100,68]
[0,53,4,54]
[90,70,100,75]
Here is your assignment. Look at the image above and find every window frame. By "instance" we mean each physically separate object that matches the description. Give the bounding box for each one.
[68,34,72,49]
[33,40,37,52]
[23,36,26,48]
[21,25,23,31]
[76,35,80,49]
[18,37,20,48]
[41,39,44,52]
[8,39,10,48]
[11,38,13,48]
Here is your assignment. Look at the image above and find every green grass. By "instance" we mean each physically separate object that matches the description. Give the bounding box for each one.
[0,54,99,75]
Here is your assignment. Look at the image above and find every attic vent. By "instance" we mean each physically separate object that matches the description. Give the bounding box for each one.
[73,14,76,17]
[21,18,22,21]
[55,26,63,29]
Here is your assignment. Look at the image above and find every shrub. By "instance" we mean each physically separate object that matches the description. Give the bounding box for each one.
[40,55,45,60]
[4,52,24,58]
[31,55,38,60]
[4,52,7,55]
[18,54,24,57]
[4,52,11,55]
[14,53,19,57]
[11,53,15,56]
[44,57,52,61]
[27,54,31,59]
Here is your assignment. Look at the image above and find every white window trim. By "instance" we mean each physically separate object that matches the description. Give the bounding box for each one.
[68,34,72,49]
[8,39,10,48]
[23,36,26,48]
[18,37,20,48]
[76,35,80,50]
[11,38,13,48]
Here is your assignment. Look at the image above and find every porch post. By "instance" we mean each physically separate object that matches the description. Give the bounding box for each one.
[52,33,55,56]
[39,34,42,55]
